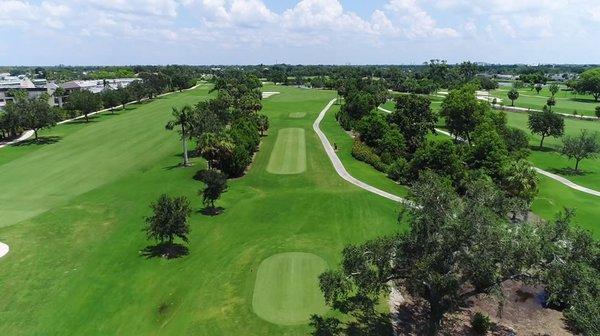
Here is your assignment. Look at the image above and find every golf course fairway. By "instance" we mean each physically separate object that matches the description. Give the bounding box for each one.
[0,84,400,335]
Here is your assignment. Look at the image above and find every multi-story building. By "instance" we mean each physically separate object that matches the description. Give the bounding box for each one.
[0,73,57,109]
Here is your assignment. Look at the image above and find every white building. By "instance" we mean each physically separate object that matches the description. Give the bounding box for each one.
[60,78,140,94]
[0,73,56,109]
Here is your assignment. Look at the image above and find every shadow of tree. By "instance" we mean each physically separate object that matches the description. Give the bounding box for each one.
[550,167,589,176]
[571,97,599,104]
[199,206,225,216]
[67,117,100,125]
[13,135,62,146]
[140,242,189,259]
[529,144,557,153]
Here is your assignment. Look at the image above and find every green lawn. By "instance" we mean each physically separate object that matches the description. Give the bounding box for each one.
[0,85,401,335]
[266,128,307,175]
[491,87,600,116]
[505,111,600,190]
[252,252,327,325]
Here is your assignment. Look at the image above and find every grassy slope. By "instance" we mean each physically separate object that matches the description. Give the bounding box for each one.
[491,87,600,116]
[0,85,400,335]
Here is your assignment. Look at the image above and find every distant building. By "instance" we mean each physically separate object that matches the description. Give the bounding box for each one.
[0,73,56,109]
[60,78,140,94]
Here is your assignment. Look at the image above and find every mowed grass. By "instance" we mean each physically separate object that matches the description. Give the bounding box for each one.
[267,128,307,175]
[0,87,212,228]
[0,84,401,335]
[491,87,600,116]
[505,111,600,189]
[252,252,327,325]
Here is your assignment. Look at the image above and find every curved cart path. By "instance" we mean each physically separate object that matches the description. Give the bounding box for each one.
[378,106,600,197]
[314,99,410,205]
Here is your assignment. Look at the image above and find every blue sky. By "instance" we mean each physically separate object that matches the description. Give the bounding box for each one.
[1,0,599,65]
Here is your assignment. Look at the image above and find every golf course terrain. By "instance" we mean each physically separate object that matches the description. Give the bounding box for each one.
[0,84,401,335]
[490,86,600,116]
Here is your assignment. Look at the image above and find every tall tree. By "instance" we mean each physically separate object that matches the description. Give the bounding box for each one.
[115,86,131,109]
[574,67,600,101]
[256,114,269,136]
[144,194,191,252]
[67,90,102,122]
[560,129,600,171]
[507,88,520,106]
[546,96,556,111]
[314,172,545,335]
[22,94,59,139]
[549,83,560,97]
[528,109,565,149]
[101,89,120,114]
[197,169,228,214]
[388,94,437,152]
[166,105,194,166]
[440,85,488,143]
[535,83,543,94]
[127,80,147,103]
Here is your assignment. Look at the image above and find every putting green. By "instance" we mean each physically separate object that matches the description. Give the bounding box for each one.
[288,112,306,119]
[252,252,328,325]
[266,128,306,174]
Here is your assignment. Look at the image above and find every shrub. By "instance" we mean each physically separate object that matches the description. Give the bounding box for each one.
[471,312,492,335]
[387,158,408,182]
[351,139,388,172]
[221,145,252,178]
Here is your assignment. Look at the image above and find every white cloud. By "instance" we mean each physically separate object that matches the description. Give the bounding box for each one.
[87,0,181,17]
[385,0,458,38]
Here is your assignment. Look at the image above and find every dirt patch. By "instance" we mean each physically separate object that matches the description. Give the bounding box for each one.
[390,281,572,335]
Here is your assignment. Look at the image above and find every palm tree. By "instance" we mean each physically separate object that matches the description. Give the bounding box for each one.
[166,105,193,166]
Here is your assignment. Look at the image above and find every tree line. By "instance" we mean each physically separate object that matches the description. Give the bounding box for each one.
[144,70,269,257]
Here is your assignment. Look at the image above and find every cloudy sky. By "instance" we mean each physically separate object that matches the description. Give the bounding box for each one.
[1,0,599,65]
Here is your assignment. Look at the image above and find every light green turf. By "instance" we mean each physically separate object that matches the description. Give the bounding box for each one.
[491,87,600,116]
[0,84,401,335]
[252,252,327,325]
[0,88,211,228]
[266,128,307,174]
[504,111,600,190]
[288,112,306,119]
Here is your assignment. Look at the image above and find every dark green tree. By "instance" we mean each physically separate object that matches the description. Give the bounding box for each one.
[507,88,519,106]
[528,109,564,149]
[144,194,191,255]
[67,90,102,122]
[388,94,436,152]
[560,129,600,171]
[197,169,228,214]
[574,68,600,101]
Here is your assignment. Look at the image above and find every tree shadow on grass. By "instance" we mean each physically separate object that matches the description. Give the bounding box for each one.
[571,97,599,104]
[67,117,100,125]
[549,167,589,176]
[199,206,224,216]
[140,242,188,259]
[13,135,62,146]
[529,145,557,153]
